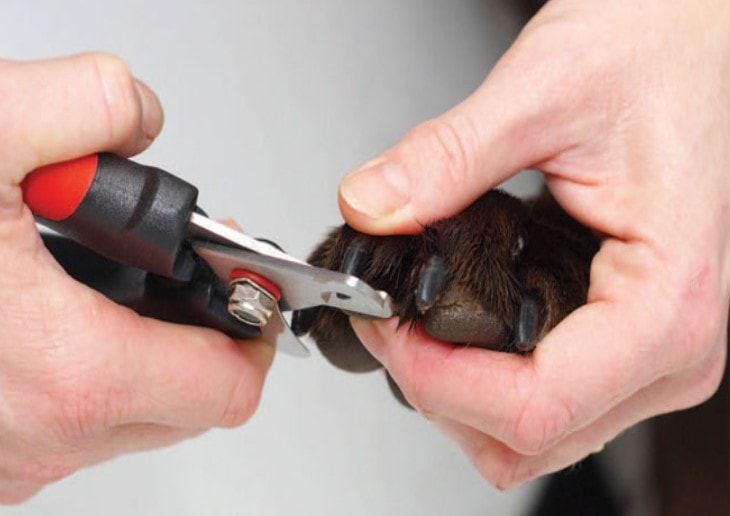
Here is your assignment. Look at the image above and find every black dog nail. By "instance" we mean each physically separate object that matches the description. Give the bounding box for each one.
[291,308,317,336]
[416,255,447,312]
[513,295,541,352]
[340,238,371,277]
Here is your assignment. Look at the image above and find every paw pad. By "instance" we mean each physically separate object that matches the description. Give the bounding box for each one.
[295,189,598,386]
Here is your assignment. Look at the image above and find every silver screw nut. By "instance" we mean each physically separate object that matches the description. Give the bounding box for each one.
[228,278,277,327]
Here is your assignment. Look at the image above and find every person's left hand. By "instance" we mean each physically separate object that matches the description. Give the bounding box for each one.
[336,0,729,488]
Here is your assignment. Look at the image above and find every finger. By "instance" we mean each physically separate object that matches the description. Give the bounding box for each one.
[337,27,596,235]
[350,293,725,456]
[107,313,275,429]
[0,53,163,188]
[350,310,648,455]
[27,274,276,431]
[428,352,726,490]
[0,199,273,432]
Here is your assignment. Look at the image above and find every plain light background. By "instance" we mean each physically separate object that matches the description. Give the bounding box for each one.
[0,1,548,515]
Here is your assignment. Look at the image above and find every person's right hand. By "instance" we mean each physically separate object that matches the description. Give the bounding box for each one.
[0,53,274,504]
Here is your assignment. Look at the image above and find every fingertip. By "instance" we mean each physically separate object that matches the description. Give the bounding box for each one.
[349,317,398,365]
[5,53,165,171]
[339,160,410,219]
[106,71,164,156]
[78,52,151,156]
[132,79,164,149]
[77,53,163,156]
[338,161,421,235]
[337,111,502,235]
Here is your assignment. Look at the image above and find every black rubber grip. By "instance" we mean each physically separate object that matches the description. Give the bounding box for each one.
[42,234,261,340]
[38,153,199,281]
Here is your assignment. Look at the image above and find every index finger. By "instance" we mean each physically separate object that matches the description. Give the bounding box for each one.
[352,259,725,458]
[351,302,648,455]
[0,53,163,177]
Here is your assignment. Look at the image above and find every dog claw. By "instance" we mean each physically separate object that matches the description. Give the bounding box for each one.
[513,295,541,352]
[340,237,371,277]
[291,307,317,336]
[416,255,447,312]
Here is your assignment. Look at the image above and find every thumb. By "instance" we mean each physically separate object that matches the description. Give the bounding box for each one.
[338,31,583,235]
[0,53,164,201]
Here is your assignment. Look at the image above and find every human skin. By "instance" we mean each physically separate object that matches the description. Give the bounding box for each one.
[0,53,274,503]
[338,0,730,488]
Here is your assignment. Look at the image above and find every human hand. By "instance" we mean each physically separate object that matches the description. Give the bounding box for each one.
[337,0,729,487]
[0,54,273,503]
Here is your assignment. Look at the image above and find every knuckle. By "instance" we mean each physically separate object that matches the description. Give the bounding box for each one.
[401,118,475,188]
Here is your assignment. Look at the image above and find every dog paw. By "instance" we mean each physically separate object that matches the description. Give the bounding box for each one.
[293,189,599,395]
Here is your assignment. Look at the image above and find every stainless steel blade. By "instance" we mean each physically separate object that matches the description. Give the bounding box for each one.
[188,212,305,264]
[193,241,394,318]
[262,304,310,357]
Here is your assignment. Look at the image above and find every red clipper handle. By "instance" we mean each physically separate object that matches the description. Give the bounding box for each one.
[22,155,99,221]
[21,153,199,282]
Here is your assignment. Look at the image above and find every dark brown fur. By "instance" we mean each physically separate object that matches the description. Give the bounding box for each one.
[298,181,729,516]
[295,188,598,377]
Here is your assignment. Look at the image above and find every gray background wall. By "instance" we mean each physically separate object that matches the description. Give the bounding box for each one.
[0,1,545,514]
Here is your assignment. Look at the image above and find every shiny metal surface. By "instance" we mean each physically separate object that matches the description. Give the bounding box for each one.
[227,278,277,327]
[188,212,304,264]
[193,241,394,318]
[190,215,393,356]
